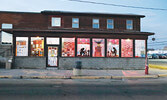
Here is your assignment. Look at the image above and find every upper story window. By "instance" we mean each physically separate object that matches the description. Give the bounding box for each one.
[2,23,13,29]
[51,17,61,27]
[72,18,79,28]
[93,19,99,29]
[126,20,133,30]
[107,19,114,29]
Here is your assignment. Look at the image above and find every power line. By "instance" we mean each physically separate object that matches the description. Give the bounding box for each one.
[151,41,167,43]
[148,43,167,45]
[68,0,167,11]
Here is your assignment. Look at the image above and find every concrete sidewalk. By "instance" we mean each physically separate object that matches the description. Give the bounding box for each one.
[0,68,167,79]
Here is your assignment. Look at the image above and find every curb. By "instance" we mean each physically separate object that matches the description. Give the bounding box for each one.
[71,76,111,79]
[0,75,13,79]
[149,64,167,70]
[0,75,164,79]
[71,75,158,79]
[157,74,167,77]
[20,76,71,79]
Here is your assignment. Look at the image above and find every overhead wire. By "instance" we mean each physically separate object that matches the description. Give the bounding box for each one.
[68,0,167,11]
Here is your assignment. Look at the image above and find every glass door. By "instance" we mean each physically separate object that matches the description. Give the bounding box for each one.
[47,46,58,67]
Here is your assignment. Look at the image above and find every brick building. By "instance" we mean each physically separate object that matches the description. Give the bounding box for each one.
[0,10,154,69]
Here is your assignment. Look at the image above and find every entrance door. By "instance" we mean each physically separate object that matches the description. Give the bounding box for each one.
[47,46,58,67]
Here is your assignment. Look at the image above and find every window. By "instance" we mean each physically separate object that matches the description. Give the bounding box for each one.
[107,19,114,29]
[93,19,99,29]
[121,39,133,57]
[126,20,133,30]
[77,38,90,57]
[2,23,13,29]
[107,39,119,57]
[46,37,59,45]
[72,18,79,28]
[1,31,13,44]
[92,38,105,57]
[135,40,145,57]
[51,17,61,27]
[31,37,44,56]
[62,38,75,57]
[1,23,13,44]
[16,37,28,56]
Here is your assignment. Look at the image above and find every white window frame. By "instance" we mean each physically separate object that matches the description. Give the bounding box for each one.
[1,23,13,45]
[16,37,28,56]
[51,17,61,27]
[126,20,133,30]
[92,19,99,29]
[72,18,79,28]
[107,19,114,29]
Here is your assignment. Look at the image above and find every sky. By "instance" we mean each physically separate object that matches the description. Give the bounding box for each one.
[0,0,167,50]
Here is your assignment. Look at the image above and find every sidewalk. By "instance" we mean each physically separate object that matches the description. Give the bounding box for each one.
[0,68,167,79]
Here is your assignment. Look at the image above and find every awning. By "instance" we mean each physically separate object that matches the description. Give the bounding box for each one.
[2,28,155,36]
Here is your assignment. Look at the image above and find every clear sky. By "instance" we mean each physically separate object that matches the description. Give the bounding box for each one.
[0,0,167,50]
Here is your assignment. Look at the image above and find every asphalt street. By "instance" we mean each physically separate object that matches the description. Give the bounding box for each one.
[149,59,167,66]
[0,78,167,100]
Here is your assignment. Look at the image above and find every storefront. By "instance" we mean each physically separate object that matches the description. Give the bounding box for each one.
[0,10,154,69]
[0,29,152,69]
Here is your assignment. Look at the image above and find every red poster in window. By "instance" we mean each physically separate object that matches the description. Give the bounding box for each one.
[121,39,133,57]
[62,38,75,57]
[92,39,105,57]
[77,38,90,57]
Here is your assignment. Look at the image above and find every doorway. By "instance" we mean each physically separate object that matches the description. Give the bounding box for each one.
[47,46,59,67]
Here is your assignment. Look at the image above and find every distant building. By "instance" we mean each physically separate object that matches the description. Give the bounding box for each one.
[0,10,154,69]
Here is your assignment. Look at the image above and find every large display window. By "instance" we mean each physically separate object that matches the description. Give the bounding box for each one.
[107,39,119,57]
[62,38,75,57]
[77,38,90,57]
[31,37,44,56]
[135,40,145,57]
[16,37,28,56]
[121,39,133,57]
[92,38,105,57]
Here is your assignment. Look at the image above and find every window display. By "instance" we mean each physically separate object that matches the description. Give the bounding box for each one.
[77,38,90,57]
[16,37,28,56]
[92,39,105,57]
[135,40,145,57]
[107,39,119,57]
[121,39,133,57]
[62,38,75,57]
[31,37,44,56]
[46,37,59,45]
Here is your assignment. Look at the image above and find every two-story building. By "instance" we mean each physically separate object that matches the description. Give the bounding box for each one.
[0,10,154,69]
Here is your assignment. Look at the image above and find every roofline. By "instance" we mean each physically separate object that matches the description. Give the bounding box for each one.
[0,11,40,14]
[41,10,145,18]
[0,10,145,18]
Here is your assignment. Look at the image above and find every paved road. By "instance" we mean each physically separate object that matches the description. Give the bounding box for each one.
[149,59,167,66]
[0,78,167,100]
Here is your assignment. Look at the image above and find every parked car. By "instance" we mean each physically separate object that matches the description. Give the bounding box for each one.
[147,54,152,59]
[151,54,159,59]
[159,54,167,59]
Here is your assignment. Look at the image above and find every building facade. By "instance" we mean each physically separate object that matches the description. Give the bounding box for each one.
[0,10,154,69]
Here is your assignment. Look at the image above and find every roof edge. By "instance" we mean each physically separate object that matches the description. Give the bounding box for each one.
[0,11,40,14]
[41,10,145,18]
